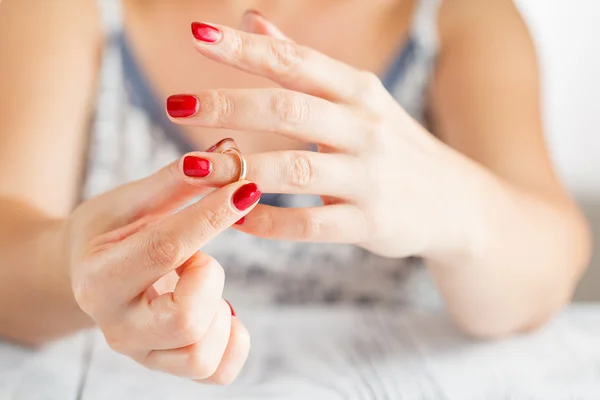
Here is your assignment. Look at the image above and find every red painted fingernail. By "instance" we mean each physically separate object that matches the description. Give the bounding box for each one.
[205,138,235,153]
[182,156,212,178]
[166,95,199,118]
[232,183,262,211]
[191,22,222,43]
[235,216,246,225]
[225,300,236,317]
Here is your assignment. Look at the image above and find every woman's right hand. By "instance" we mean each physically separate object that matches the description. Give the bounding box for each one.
[64,159,260,384]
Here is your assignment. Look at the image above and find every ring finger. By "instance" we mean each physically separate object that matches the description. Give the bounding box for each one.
[180,150,360,200]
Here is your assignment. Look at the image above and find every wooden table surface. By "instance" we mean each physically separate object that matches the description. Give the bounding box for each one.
[1,305,600,400]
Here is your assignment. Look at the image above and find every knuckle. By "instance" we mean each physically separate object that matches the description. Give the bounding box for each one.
[209,91,236,126]
[193,254,226,290]
[363,114,389,148]
[366,206,391,240]
[168,260,224,342]
[253,210,278,239]
[271,91,310,126]
[189,351,220,380]
[298,208,323,240]
[171,308,206,343]
[358,71,386,102]
[228,32,248,63]
[267,40,301,76]
[361,71,384,92]
[285,152,316,189]
[204,256,226,287]
[198,205,233,234]
[146,231,183,269]
[183,340,225,380]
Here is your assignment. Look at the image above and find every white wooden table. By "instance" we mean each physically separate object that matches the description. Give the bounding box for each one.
[2,305,600,400]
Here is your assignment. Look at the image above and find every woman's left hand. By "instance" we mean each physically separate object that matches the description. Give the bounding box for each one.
[167,18,472,259]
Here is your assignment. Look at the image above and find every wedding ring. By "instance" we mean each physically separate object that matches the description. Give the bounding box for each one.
[221,147,247,181]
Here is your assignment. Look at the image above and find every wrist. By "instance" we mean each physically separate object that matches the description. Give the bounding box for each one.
[37,217,95,328]
[33,218,76,304]
[418,149,489,266]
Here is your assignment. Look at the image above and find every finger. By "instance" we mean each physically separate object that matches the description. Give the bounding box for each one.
[180,151,360,199]
[241,10,292,41]
[190,22,379,104]
[144,300,232,379]
[122,252,225,350]
[166,89,367,151]
[105,180,261,302]
[236,204,368,243]
[78,161,209,238]
[89,137,235,238]
[101,252,223,352]
[197,317,251,385]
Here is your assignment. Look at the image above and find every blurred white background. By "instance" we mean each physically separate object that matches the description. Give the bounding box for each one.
[516,0,600,300]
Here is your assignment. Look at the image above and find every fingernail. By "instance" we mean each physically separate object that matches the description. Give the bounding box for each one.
[182,156,212,178]
[232,183,262,211]
[205,138,235,153]
[191,22,222,43]
[225,300,236,317]
[166,94,199,118]
[235,216,246,225]
[244,9,265,19]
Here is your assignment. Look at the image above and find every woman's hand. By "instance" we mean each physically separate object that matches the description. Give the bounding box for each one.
[66,161,260,384]
[167,20,472,260]
[166,11,591,338]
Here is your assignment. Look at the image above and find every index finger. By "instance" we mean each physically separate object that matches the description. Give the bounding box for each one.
[108,180,262,301]
[190,22,368,103]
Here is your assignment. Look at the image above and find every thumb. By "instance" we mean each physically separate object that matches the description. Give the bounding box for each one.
[79,160,210,237]
[240,10,294,42]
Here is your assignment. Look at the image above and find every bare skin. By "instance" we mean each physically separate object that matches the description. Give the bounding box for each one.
[0,0,591,384]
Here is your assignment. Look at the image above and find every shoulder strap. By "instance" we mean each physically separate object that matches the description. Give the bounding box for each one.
[96,0,123,36]
[385,0,443,125]
[410,0,442,54]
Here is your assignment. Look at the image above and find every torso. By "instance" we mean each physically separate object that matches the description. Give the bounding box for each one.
[121,0,415,153]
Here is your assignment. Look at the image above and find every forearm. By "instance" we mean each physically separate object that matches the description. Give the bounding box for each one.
[424,155,591,338]
[0,198,92,345]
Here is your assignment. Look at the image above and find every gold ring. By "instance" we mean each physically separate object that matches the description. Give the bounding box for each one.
[221,147,247,181]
